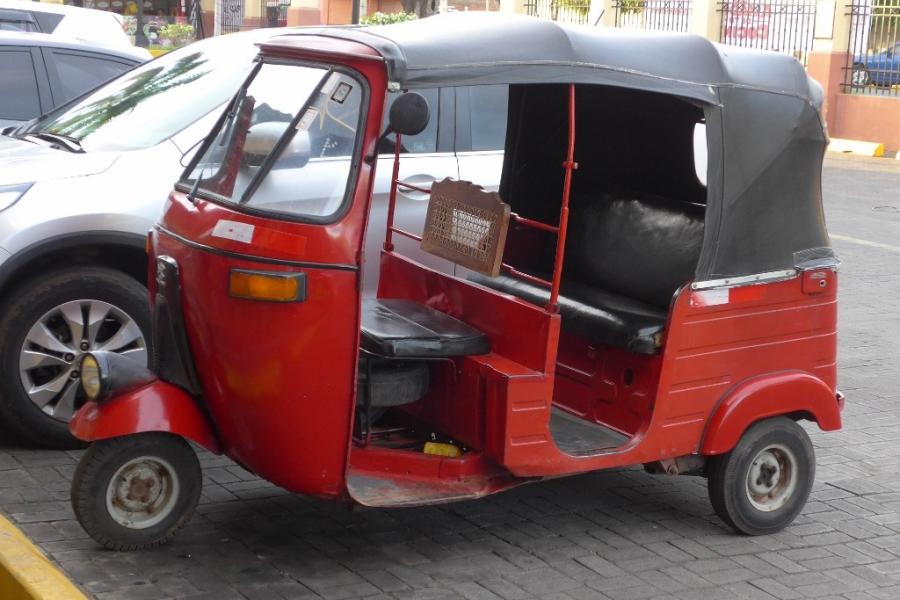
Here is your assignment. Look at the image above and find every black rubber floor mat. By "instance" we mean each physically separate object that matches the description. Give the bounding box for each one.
[549,408,630,456]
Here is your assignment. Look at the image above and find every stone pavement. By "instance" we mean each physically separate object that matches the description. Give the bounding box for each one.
[2,156,900,600]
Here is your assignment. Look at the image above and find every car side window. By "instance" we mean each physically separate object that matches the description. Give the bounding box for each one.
[0,10,38,32]
[0,20,38,31]
[49,51,134,103]
[0,50,41,120]
[467,85,508,152]
[379,88,439,155]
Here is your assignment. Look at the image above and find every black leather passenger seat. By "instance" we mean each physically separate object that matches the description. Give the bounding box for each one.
[360,298,490,358]
[471,191,705,354]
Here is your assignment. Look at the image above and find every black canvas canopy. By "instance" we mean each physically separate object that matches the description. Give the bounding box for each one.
[267,13,835,282]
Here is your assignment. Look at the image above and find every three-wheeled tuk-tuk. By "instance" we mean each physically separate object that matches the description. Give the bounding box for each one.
[67,14,842,550]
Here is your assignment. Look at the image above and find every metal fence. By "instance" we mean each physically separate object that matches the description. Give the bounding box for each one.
[718,0,817,65]
[264,0,291,27]
[219,0,289,34]
[524,0,593,24]
[844,0,900,95]
[613,0,693,32]
[219,0,244,33]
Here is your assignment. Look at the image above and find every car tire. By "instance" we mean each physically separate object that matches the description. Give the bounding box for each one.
[71,432,201,551]
[851,64,871,87]
[707,417,815,536]
[0,267,151,449]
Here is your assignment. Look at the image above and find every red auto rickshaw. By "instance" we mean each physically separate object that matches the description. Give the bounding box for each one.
[68,14,842,550]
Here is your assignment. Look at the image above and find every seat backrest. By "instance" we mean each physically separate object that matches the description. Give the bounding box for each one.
[562,192,705,308]
[421,178,511,277]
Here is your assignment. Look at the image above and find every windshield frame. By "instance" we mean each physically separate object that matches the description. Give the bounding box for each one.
[175,57,371,226]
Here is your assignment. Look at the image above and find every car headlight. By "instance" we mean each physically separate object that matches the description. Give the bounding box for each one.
[0,183,33,212]
[78,351,156,403]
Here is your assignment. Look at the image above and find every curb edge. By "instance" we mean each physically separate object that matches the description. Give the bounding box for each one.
[0,515,87,600]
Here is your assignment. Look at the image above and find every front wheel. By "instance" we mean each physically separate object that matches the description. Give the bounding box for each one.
[707,417,815,535]
[71,432,201,551]
[0,266,150,448]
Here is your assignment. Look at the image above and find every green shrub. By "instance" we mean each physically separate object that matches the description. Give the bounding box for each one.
[361,11,417,25]
[158,23,195,48]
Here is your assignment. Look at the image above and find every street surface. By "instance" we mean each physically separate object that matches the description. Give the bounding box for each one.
[1,155,900,600]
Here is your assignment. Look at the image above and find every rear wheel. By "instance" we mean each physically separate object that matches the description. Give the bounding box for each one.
[71,432,201,551]
[707,417,814,535]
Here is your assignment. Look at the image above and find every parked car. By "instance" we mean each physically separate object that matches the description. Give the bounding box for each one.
[0,31,148,128]
[0,26,510,448]
[0,0,143,52]
[851,41,900,87]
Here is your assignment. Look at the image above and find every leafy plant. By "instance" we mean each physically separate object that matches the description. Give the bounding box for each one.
[361,11,418,25]
[158,23,196,47]
[554,0,592,16]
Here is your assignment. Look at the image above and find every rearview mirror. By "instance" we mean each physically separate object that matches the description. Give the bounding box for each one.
[244,121,310,168]
[388,92,430,137]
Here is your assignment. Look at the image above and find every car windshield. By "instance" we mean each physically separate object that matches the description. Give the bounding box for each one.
[183,62,365,221]
[22,33,263,152]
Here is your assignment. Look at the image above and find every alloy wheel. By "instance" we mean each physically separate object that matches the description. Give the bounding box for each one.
[18,299,148,421]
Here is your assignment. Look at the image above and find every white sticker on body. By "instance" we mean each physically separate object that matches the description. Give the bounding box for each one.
[211,219,255,243]
[692,288,729,307]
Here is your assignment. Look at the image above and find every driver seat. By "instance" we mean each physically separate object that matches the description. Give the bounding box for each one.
[360,298,490,358]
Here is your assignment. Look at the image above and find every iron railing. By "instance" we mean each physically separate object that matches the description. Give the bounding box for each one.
[844,0,900,95]
[524,0,592,24]
[613,0,693,32]
[264,0,290,27]
[718,0,817,65]
[220,0,244,33]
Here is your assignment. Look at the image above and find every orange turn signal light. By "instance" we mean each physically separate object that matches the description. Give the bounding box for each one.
[228,269,306,303]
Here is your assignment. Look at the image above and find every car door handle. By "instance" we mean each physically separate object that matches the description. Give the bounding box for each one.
[398,175,436,201]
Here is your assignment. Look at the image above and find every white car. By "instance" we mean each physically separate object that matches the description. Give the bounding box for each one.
[0,0,147,53]
[0,27,509,448]
[0,31,149,128]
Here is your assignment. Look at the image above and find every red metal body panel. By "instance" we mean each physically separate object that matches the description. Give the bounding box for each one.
[69,382,221,453]
[376,254,839,479]
[700,371,841,455]
[143,48,388,499]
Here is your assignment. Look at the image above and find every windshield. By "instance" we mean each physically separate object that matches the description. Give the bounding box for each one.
[23,34,262,153]
[183,62,365,221]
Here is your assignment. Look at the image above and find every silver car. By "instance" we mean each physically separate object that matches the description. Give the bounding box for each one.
[0,28,508,448]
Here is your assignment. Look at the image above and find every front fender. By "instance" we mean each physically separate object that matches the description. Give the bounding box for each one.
[70,380,221,453]
[701,371,842,456]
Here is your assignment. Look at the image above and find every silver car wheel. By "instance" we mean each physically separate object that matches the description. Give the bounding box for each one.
[18,299,148,421]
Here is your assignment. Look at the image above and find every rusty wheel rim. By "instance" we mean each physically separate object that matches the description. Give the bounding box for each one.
[745,443,798,512]
[106,456,180,530]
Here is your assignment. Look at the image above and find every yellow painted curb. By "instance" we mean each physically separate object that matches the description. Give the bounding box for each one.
[0,515,87,600]
[828,138,885,157]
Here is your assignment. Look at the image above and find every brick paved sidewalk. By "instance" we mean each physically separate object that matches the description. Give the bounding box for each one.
[1,157,899,600]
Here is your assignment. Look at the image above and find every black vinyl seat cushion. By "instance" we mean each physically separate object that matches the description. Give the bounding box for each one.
[360,298,490,358]
[469,273,666,355]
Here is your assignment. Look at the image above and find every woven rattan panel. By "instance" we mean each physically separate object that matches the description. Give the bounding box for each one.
[420,179,510,277]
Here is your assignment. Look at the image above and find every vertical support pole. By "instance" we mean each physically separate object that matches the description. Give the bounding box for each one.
[384,134,402,252]
[548,84,578,312]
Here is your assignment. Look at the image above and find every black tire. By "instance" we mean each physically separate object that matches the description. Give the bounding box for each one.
[0,267,151,449]
[358,360,430,408]
[71,432,201,551]
[707,417,815,536]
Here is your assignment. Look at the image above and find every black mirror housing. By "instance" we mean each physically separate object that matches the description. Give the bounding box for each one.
[388,92,430,137]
